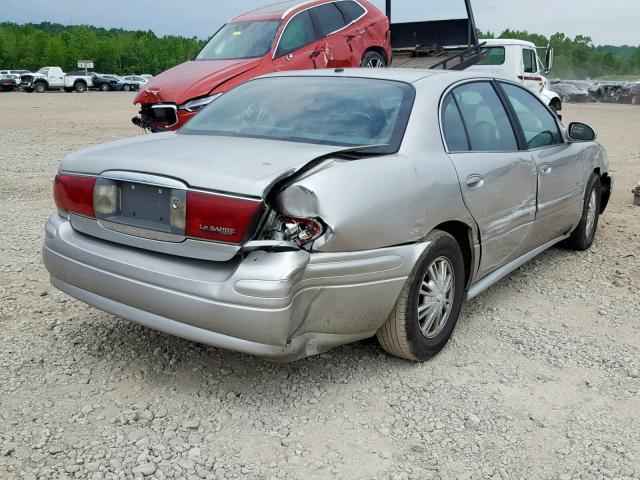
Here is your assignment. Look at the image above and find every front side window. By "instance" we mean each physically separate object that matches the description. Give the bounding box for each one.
[477,47,506,66]
[197,20,281,60]
[452,82,518,152]
[335,1,366,23]
[310,3,348,37]
[523,49,536,74]
[441,94,469,152]
[276,11,317,57]
[500,83,562,149]
[181,77,415,154]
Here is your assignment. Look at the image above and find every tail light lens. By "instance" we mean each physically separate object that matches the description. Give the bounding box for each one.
[53,174,96,217]
[186,191,262,244]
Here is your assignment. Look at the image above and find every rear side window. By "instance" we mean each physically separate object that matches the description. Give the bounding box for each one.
[523,49,536,74]
[441,94,469,152]
[335,1,366,23]
[310,3,347,37]
[276,11,317,57]
[452,82,518,152]
[477,46,505,65]
[500,83,562,149]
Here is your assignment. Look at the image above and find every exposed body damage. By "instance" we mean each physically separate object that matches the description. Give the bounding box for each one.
[43,69,612,361]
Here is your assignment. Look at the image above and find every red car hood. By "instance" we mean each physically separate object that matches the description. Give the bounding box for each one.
[134,58,263,105]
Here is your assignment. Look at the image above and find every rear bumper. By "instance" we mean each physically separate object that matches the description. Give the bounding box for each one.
[43,214,425,360]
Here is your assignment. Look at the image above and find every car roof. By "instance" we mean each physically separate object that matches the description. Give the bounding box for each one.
[481,38,537,48]
[259,68,486,85]
[232,0,346,22]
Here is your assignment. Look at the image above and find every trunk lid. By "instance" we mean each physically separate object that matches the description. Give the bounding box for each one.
[62,133,345,198]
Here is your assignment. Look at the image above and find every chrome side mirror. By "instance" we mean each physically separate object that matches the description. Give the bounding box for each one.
[568,122,596,142]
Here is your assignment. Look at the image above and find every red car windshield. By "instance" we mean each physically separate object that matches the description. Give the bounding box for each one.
[196,20,281,60]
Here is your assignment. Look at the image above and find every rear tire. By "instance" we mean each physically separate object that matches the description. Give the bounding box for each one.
[564,174,601,251]
[34,83,46,93]
[377,230,465,361]
[100,83,110,92]
[360,51,387,68]
[75,82,86,93]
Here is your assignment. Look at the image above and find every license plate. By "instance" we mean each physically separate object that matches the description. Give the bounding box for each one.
[120,182,172,225]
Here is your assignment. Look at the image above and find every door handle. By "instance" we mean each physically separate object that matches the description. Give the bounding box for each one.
[540,164,553,175]
[466,174,484,190]
[311,51,320,58]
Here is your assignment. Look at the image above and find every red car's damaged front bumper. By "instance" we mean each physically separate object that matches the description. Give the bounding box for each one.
[132,104,197,132]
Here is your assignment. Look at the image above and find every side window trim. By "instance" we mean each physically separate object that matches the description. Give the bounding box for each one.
[442,80,522,154]
[309,3,348,39]
[443,93,472,153]
[492,80,528,151]
[334,1,369,29]
[274,0,369,59]
[495,80,564,151]
[273,9,317,59]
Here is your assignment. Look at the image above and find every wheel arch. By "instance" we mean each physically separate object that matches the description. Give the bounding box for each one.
[593,167,612,213]
[362,46,388,65]
[431,220,475,289]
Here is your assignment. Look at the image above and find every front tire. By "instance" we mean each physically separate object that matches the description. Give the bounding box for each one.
[122,84,131,92]
[377,230,465,361]
[100,83,110,92]
[360,51,387,68]
[564,174,602,251]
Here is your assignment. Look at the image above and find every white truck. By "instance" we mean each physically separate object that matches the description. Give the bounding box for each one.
[385,1,562,117]
[468,39,562,117]
[19,67,93,93]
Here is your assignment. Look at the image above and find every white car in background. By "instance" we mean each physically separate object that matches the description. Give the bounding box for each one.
[122,76,148,88]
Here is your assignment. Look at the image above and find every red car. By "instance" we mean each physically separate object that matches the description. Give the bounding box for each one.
[133,0,392,132]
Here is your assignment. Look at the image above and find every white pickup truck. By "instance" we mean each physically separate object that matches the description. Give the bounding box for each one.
[469,39,563,117]
[19,67,93,93]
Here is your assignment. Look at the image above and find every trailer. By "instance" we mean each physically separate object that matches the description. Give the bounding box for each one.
[385,0,486,70]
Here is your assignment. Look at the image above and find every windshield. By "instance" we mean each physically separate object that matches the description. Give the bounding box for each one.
[37,68,49,75]
[196,20,281,60]
[181,77,415,154]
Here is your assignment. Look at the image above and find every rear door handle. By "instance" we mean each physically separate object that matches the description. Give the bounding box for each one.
[540,164,553,175]
[466,174,484,190]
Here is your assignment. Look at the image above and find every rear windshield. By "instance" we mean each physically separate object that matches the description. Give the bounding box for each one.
[180,77,415,154]
[196,21,281,60]
[477,47,506,65]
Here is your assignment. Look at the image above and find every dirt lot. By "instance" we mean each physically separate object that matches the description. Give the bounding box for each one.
[0,92,639,480]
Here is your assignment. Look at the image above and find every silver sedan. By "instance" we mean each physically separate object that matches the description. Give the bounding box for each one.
[43,69,613,361]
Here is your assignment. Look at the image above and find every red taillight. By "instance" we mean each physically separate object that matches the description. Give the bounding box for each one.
[54,174,96,217]
[186,191,262,244]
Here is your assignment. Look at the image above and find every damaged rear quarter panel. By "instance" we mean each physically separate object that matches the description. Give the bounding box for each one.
[275,153,429,252]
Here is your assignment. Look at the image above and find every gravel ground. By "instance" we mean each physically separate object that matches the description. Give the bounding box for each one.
[0,92,639,480]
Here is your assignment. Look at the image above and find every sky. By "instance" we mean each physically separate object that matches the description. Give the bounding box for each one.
[1,0,639,46]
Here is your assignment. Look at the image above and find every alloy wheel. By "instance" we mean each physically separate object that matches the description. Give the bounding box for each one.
[585,188,597,238]
[366,58,385,68]
[417,257,455,339]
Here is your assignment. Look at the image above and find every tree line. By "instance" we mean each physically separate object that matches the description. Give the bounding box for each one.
[1,21,639,79]
[0,22,205,75]
[480,29,640,79]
